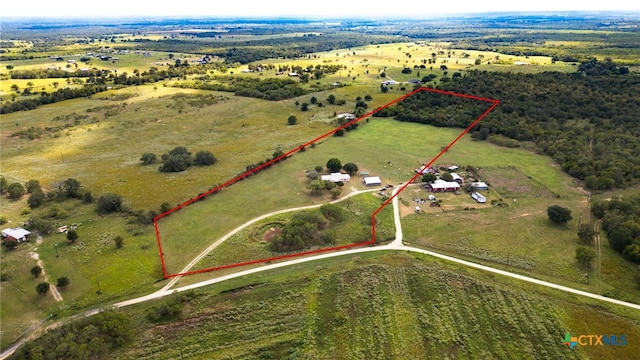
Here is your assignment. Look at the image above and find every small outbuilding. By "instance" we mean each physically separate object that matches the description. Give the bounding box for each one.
[450,172,464,184]
[2,227,31,243]
[363,176,382,187]
[472,191,486,203]
[471,182,489,191]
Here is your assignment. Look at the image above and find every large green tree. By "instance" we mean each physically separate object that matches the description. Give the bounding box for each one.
[28,188,45,208]
[97,193,123,213]
[343,162,359,175]
[7,182,25,200]
[547,205,572,224]
[326,158,342,173]
[63,178,82,198]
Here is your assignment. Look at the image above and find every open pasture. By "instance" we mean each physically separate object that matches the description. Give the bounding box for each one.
[157,116,583,277]
[113,252,640,359]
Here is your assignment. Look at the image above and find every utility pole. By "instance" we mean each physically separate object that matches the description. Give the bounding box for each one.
[54,243,59,257]
[96,277,102,295]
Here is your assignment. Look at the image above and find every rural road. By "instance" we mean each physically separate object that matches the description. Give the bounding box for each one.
[3,185,640,359]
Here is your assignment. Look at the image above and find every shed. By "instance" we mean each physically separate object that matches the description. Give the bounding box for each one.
[451,172,464,184]
[2,228,31,242]
[471,182,489,191]
[363,176,382,187]
[472,192,487,203]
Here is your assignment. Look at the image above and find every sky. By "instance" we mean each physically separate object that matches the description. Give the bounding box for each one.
[2,0,638,18]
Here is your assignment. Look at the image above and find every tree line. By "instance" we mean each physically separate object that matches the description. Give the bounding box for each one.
[592,195,640,264]
[174,76,308,101]
[1,85,109,114]
[9,311,134,360]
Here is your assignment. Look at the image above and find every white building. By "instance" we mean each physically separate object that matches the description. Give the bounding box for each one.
[363,176,382,186]
[471,182,489,191]
[472,192,487,203]
[2,227,31,242]
[321,173,351,183]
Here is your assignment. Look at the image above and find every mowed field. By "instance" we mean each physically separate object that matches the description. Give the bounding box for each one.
[113,252,640,360]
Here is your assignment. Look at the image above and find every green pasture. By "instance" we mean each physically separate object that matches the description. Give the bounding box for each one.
[0,198,162,351]
[189,193,395,273]
[113,252,640,359]
[157,116,582,276]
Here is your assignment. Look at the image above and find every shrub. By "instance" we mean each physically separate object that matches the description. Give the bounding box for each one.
[56,276,70,288]
[36,282,50,295]
[7,182,25,200]
[140,152,157,165]
[194,151,216,166]
[97,193,123,213]
[66,229,79,242]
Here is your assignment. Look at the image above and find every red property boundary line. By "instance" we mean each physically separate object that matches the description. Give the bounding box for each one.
[154,87,499,278]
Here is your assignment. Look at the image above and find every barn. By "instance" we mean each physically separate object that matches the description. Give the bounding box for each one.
[426,180,460,192]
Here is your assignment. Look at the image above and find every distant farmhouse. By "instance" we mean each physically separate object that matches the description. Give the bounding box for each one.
[426,179,460,192]
[2,227,31,243]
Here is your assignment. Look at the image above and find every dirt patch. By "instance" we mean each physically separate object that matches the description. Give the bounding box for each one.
[480,167,552,198]
[262,227,282,242]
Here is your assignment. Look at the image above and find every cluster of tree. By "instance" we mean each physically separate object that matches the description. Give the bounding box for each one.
[142,146,216,173]
[1,85,108,114]
[270,205,345,252]
[10,311,135,360]
[175,76,308,101]
[145,291,194,322]
[242,149,292,180]
[376,61,640,189]
[592,195,640,263]
[1,176,27,201]
[133,33,398,64]
[9,68,112,79]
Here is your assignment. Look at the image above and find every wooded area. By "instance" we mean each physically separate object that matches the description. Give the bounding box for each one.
[376,59,640,190]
